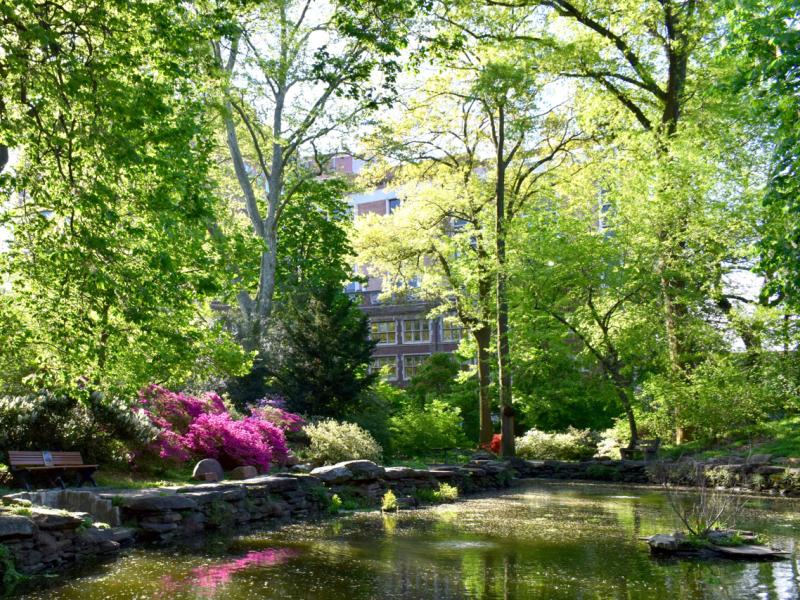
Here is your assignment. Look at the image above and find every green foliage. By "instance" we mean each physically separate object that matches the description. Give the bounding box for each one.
[328,494,343,515]
[584,465,622,482]
[640,354,798,444]
[0,392,154,462]
[415,482,459,504]
[303,419,383,466]
[515,428,598,461]
[259,284,377,418]
[389,400,467,458]
[381,490,399,512]
[0,543,26,591]
[0,0,247,396]
[434,482,459,503]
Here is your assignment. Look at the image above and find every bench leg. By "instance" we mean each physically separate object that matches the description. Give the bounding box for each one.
[79,469,98,488]
[14,470,32,492]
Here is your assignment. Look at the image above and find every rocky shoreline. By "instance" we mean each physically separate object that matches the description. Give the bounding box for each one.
[2,453,799,592]
[0,457,513,589]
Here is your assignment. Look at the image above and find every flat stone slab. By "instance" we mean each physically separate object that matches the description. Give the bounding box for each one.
[29,508,86,531]
[337,460,386,480]
[310,466,352,484]
[121,494,198,512]
[0,514,35,539]
[712,544,791,559]
[384,467,415,480]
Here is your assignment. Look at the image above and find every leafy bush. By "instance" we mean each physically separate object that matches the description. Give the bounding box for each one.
[415,482,459,504]
[0,391,154,462]
[389,400,466,457]
[381,490,398,511]
[303,419,382,466]
[138,385,290,471]
[249,395,306,433]
[515,427,598,460]
[434,482,459,503]
[328,494,343,514]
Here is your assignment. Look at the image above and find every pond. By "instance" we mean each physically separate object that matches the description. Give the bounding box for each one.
[16,482,800,599]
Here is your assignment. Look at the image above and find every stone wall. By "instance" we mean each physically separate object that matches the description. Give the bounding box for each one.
[0,506,131,578]
[0,456,514,589]
[511,455,800,496]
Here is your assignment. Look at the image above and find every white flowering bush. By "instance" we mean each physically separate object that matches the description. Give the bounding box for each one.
[304,419,383,466]
[515,427,597,460]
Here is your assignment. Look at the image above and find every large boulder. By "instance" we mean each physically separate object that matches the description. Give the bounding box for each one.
[192,458,224,482]
[229,466,258,480]
[310,465,352,484]
[648,533,685,553]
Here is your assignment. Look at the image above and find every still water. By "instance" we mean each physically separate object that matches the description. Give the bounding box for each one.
[18,482,800,599]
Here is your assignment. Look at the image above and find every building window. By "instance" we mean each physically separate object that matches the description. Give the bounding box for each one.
[388,198,401,213]
[370,320,396,344]
[403,354,430,380]
[371,356,398,381]
[442,320,463,343]
[402,319,430,343]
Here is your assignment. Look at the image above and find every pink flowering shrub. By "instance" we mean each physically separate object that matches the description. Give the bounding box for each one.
[250,395,306,433]
[137,385,290,471]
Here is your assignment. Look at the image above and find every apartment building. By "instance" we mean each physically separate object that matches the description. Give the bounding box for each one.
[342,161,462,385]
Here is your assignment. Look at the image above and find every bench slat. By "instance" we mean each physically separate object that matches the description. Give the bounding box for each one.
[8,450,90,468]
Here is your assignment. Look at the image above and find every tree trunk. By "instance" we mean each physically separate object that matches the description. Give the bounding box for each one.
[495,104,515,457]
[474,325,493,445]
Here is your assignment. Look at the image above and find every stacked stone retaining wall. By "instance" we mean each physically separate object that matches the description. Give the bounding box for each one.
[0,457,513,588]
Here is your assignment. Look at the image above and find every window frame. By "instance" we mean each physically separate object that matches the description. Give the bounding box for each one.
[370,355,398,381]
[370,320,397,345]
[441,319,464,343]
[402,318,431,344]
[402,353,430,380]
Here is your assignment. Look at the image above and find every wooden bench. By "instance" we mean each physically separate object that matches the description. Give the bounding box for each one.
[8,451,98,491]
[619,439,661,461]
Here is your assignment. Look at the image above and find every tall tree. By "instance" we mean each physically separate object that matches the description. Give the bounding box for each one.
[0,1,247,394]
[211,0,408,347]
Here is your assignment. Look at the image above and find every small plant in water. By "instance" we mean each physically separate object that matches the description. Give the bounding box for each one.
[328,494,343,515]
[652,461,748,540]
[434,483,459,503]
[381,490,399,512]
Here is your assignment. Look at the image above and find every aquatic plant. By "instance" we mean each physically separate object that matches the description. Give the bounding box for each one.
[381,490,399,512]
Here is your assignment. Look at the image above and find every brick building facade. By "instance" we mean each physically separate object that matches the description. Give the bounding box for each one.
[347,180,462,385]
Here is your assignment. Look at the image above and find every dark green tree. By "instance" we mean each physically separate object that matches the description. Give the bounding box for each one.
[264,283,377,418]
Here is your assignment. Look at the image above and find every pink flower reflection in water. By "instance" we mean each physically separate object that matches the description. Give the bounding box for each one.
[157,548,299,597]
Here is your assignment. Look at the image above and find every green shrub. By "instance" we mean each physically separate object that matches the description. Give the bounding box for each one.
[434,482,459,503]
[381,490,398,511]
[389,400,467,457]
[329,494,343,514]
[414,482,459,504]
[0,391,155,463]
[303,419,382,466]
[585,464,621,481]
[516,427,597,460]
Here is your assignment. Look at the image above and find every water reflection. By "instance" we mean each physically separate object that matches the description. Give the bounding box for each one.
[17,483,800,599]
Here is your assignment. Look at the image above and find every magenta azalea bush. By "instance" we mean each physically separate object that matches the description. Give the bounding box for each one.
[137,385,294,471]
[249,395,306,434]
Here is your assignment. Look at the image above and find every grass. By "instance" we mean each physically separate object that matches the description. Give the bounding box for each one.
[388,448,475,468]
[94,465,194,489]
[658,416,800,461]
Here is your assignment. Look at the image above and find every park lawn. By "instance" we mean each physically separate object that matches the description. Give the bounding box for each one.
[659,416,800,461]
